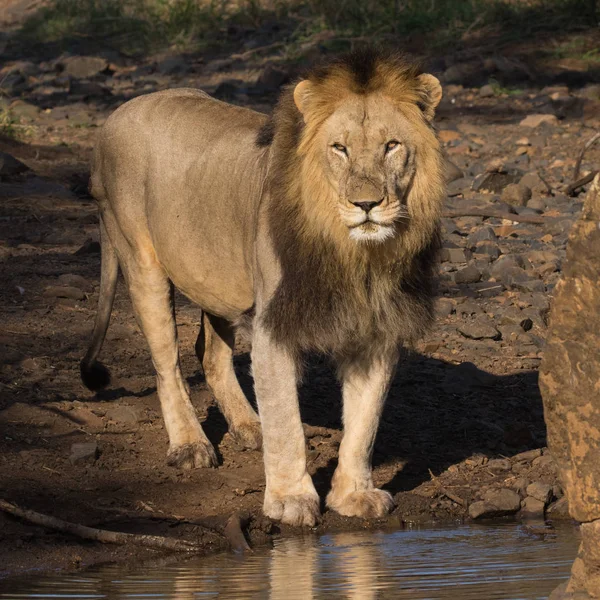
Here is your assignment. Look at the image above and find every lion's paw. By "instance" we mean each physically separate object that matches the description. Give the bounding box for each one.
[167,441,218,470]
[264,493,320,527]
[327,488,394,519]
[231,421,262,450]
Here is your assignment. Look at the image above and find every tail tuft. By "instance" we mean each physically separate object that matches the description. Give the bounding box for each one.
[80,360,111,391]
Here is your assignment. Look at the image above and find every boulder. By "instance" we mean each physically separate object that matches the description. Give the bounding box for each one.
[540,175,600,598]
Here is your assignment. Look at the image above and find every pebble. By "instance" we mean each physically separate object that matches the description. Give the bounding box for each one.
[487,458,512,471]
[69,442,99,464]
[512,448,543,462]
[479,84,495,98]
[61,56,108,79]
[526,482,553,504]
[520,496,546,516]
[470,488,522,518]
[502,183,532,206]
[105,405,144,424]
[440,246,471,263]
[458,320,501,340]
[519,114,559,128]
[454,264,481,284]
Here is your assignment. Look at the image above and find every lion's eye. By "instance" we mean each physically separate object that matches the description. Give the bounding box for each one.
[332,143,347,155]
[385,140,401,153]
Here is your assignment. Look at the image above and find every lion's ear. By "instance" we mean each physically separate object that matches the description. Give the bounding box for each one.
[293,80,313,120]
[416,74,442,121]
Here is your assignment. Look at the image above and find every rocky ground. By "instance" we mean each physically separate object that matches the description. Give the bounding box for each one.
[1,11,600,582]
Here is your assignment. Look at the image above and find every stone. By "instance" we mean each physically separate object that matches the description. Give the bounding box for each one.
[479,84,495,98]
[440,246,471,263]
[458,320,500,341]
[519,114,559,128]
[443,159,463,183]
[61,56,108,79]
[435,298,454,318]
[502,183,532,206]
[469,488,522,519]
[474,242,500,260]
[520,171,549,195]
[0,151,29,177]
[532,454,557,470]
[511,477,530,496]
[454,264,481,284]
[69,441,99,464]
[520,496,546,516]
[511,448,543,462]
[466,226,497,248]
[526,482,553,504]
[43,285,86,301]
[487,458,512,471]
[473,171,522,194]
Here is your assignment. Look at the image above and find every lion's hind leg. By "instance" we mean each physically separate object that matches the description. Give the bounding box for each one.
[118,239,217,469]
[196,313,262,450]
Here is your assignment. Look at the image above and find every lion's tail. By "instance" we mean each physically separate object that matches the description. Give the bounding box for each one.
[80,219,119,391]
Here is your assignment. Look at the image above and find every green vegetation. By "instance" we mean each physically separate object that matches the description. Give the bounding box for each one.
[550,35,600,63]
[0,107,31,140]
[17,0,599,57]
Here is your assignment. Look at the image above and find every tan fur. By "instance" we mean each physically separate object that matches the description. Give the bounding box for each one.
[82,49,445,526]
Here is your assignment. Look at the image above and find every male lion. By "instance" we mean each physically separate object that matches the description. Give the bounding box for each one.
[81,48,445,526]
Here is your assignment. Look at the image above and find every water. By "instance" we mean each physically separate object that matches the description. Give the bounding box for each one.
[0,523,579,600]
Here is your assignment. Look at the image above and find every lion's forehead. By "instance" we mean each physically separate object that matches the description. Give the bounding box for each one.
[323,94,420,148]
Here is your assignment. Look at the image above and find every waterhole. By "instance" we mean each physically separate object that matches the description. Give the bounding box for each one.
[0,522,579,599]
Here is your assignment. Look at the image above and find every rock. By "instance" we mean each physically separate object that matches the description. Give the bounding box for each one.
[466,226,496,248]
[520,171,549,196]
[513,448,543,462]
[474,242,500,260]
[519,114,559,128]
[532,454,557,470]
[458,320,500,340]
[487,458,512,471]
[479,84,495,98]
[69,441,99,464]
[520,496,546,517]
[511,477,530,496]
[469,501,495,519]
[469,488,522,519]
[435,298,454,318]
[502,183,532,206]
[0,151,29,177]
[43,285,86,300]
[443,159,463,183]
[454,264,481,284]
[526,482,553,504]
[440,246,471,263]
[473,171,522,194]
[62,56,108,79]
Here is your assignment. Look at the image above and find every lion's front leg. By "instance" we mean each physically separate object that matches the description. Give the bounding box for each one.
[326,352,398,518]
[251,324,320,527]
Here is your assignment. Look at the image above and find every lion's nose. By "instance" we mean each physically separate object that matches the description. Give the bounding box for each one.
[353,199,382,213]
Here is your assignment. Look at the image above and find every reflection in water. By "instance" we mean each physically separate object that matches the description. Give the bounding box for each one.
[0,523,580,600]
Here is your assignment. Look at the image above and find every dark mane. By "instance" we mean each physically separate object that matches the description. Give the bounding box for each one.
[259,47,443,366]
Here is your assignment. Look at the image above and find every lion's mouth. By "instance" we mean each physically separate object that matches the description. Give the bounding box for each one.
[349,221,395,243]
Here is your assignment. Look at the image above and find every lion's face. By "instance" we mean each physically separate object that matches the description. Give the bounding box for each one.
[293,73,442,246]
[320,94,424,243]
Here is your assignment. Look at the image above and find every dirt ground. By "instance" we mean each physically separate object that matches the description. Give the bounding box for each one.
[2,3,600,583]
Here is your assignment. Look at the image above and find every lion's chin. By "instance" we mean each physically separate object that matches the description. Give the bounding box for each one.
[349,222,395,243]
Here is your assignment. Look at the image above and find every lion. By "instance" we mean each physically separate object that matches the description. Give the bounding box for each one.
[81,47,445,526]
